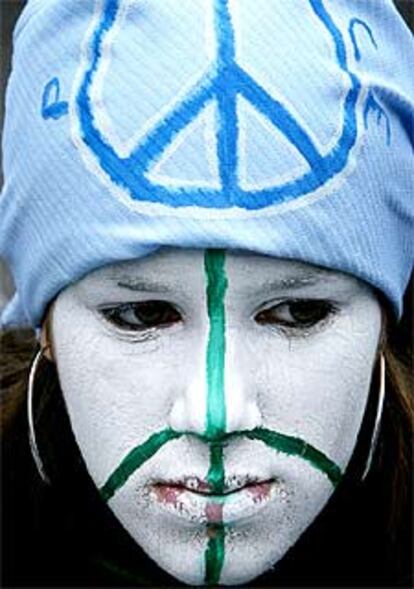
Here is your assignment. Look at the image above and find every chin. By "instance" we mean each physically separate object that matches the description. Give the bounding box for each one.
[107,466,332,586]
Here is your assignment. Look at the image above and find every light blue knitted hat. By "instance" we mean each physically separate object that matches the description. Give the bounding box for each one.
[1,0,413,328]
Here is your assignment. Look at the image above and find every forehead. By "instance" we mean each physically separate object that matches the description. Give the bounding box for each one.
[69,248,372,300]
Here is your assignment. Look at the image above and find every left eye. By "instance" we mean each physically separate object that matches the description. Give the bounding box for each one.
[101,301,182,330]
[255,299,336,329]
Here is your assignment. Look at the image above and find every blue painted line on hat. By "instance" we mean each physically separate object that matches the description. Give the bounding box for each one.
[309,0,347,69]
[215,0,238,196]
[75,0,364,211]
[128,71,217,173]
[215,0,236,66]
[41,78,68,120]
[77,0,145,199]
[349,18,378,62]
[364,91,391,146]
[234,66,323,169]
[216,75,238,198]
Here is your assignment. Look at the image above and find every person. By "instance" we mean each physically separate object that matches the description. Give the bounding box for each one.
[0,0,413,586]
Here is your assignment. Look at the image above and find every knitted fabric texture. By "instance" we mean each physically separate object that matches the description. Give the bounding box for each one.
[1,0,413,327]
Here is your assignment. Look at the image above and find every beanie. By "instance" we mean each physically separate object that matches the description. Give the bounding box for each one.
[1,0,413,327]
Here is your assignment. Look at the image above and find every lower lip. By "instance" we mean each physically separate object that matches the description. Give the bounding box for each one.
[151,480,284,524]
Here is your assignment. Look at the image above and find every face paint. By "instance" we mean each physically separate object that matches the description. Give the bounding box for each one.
[51,249,381,585]
[204,250,227,442]
[204,250,227,584]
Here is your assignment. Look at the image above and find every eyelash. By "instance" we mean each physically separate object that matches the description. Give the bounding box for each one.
[100,299,338,335]
[100,301,182,331]
[254,299,338,334]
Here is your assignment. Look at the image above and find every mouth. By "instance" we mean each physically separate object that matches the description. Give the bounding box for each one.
[150,477,285,524]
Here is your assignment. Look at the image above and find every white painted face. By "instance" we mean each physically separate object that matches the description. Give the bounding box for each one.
[50,248,381,586]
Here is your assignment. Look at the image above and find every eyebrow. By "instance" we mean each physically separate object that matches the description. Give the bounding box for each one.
[114,270,331,294]
[257,272,329,294]
[115,279,173,293]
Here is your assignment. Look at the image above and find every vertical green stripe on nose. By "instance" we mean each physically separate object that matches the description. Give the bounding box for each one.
[204,249,228,585]
[204,249,228,440]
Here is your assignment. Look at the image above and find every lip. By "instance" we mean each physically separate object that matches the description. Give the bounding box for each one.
[150,478,285,524]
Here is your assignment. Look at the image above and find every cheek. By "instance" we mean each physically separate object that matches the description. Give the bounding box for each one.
[252,311,381,467]
[51,303,186,486]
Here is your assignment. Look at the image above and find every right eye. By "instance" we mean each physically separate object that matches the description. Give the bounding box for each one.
[101,301,182,331]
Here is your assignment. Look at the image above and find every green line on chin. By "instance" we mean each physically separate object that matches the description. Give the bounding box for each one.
[205,522,226,586]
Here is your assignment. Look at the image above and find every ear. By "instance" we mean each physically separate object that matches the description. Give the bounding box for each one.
[40,312,55,362]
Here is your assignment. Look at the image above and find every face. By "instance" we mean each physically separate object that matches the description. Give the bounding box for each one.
[49,249,381,586]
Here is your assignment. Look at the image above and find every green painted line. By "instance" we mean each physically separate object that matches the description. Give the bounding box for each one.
[205,523,226,587]
[99,426,342,505]
[204,249,228,440]
[244,428,343,488]
[203,249,228,585]
[207,443,225,496]
[98,245,340,585]
[99,429,182,502]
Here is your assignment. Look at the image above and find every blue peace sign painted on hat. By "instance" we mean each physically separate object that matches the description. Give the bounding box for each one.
[73,0,364,212]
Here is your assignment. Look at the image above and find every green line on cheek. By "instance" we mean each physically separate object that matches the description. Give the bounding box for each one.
[99,429,182,502]
[245,428,343,488]
[204,249,228,440]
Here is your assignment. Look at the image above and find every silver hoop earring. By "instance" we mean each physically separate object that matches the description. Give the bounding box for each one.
[361,354,386,481]
[27,349,51,485]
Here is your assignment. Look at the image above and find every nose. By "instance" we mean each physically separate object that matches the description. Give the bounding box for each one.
[168,335,262,439]
[223,351,262,434]
[168,363,208,435]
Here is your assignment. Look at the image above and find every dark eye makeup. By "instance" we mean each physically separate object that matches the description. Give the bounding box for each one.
[101,301,182,330]
[100,298,337,333]
[255,299,337,330]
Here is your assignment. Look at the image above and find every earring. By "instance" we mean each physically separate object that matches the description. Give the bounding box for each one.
[361,354,386,481]
[27,348,51,484]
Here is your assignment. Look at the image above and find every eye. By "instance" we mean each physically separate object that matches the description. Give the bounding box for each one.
[101,301,182,331]
[255,299,336,329]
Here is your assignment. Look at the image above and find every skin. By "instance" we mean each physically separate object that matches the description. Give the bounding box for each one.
[47,248,382,586]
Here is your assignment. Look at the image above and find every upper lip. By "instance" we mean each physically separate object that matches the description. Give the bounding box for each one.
[152,477,275,495]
